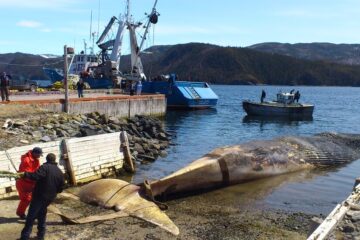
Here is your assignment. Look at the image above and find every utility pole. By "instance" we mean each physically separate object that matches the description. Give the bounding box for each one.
[64,45,69,113]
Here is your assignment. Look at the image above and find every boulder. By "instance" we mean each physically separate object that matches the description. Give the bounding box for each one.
[109,116,120,125]
[44,124,54,130]
[87,118,98,125]
[40,136,52,142]
[159,150,168,158]
[13,120,27,127]
[31,131,42,139]
[134,143,145,154]
[100,114,109,124]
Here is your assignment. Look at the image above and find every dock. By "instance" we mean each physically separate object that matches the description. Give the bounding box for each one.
[3,90,166,118]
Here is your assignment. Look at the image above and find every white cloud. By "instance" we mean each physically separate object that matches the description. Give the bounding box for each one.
[0,0,78,9]
[40,28,52,33]
[17,20,43,28]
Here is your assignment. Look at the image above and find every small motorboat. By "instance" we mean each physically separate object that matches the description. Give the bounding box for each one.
[242,91,314,118]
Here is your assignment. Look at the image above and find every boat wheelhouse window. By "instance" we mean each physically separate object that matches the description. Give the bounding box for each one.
[77,64,84,71]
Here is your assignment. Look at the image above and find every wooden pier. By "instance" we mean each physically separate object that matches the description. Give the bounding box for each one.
[3,91,166,118]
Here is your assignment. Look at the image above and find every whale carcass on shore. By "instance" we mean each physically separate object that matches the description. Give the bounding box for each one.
[55,132,360,235]
[145,132,360,198]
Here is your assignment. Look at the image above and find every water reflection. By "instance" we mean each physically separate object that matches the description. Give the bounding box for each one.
[166,108,218,126]
[162,168,326,212]
[242,115,313,124]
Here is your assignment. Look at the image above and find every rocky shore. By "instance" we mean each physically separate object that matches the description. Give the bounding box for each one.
[330,207,360,239]
[0,105,328,239]
[0,109,171,164]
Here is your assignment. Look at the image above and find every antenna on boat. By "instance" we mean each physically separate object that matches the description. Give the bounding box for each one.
[97,0,101,40]
[129,0,160,78]
[138,0,159,51]
[90,10,93,42]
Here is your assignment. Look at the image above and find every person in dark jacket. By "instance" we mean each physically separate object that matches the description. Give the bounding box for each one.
[76,79,85,98]
[294,90,301,103]
[260,90,266,103]
[18,153,64,240]
[0,71,10,101]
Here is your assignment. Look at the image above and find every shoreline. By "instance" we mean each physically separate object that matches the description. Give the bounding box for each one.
[0,104,341,239]
[0,185,320,240]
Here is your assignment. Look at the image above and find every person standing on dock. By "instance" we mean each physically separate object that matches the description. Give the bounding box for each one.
[294,90,301,103]
[18,153,64,240]
[15,147,42,219]
[136,80,142,95]
[76,79,85,98]
[0,71,10,102]
[260,90,266,103]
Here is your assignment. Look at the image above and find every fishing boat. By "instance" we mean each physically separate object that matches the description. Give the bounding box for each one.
[242,91,314,118]
[44,0,218,109]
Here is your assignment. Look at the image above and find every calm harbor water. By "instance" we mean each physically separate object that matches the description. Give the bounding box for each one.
[133,85,360,215]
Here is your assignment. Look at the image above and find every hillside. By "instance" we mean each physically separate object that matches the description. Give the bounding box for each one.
[249,42,360,65]
[138,43,360,86]
[0,52,62,80]
[2,43,360,86]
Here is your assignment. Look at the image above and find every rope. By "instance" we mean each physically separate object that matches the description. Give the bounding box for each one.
[0,170,18,178]
[103,183,132,206]
[5,150,18,173]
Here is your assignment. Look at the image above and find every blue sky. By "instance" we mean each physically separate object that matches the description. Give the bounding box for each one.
[1,0,360,54]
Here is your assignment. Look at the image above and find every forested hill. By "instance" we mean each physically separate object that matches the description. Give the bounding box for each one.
[139,43,360,86]
[249,42,360,65]
[0,52,62,80]
[2,43,360,86]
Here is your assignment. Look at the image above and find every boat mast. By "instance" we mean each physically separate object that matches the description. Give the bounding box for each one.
[129,0,159,79]
[109,0,130,72]
[138,0,158,52]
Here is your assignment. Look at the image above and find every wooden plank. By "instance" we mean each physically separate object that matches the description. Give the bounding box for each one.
[0,181,15,189]
[6,141,61,154]
[0,192,17,199]
[67,133,120,144]
[75,162,122,175]
[72,153,123,164]
[71,151,123,162]
[69,146,121,158]
[63,139,77,186]
[67,141,120,150]
[90,159,123,168]
[308,180,360,240]
[72,153,123,165]
[120,131,135,173]
[67,141,120,151]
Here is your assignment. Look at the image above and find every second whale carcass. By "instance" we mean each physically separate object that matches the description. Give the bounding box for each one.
[145,132,360,198]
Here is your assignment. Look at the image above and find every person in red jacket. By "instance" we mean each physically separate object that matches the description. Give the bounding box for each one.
[16,147,42,219]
